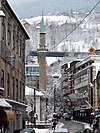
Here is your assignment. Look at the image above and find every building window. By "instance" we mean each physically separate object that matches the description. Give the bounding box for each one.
[22,83,24,101]
[1,70,4,88]
[8,23,11,45]
[13,23,16,50]
[12,76,15,99]
[13,30,15,50]
[75,77,81,85]
[2,18,6,41]
[16,79,18,100]
[7,73,10,97]
[16,30,19,54]
[16,35,19,54]
[22,44,25,59]
[20,81,21,100]
[19,39,22,57]
[75,74,88,85]
[26,66,39,74]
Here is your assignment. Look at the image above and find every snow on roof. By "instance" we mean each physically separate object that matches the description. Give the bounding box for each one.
[25,86,44,96]
[92,63,100,79]
[52,73,59,78]
[6,99,27,107]
[7,0,30,39]
[0,87,4,90]
[0,10,5,17]
[46,57,58,66]
[0,98,12,108]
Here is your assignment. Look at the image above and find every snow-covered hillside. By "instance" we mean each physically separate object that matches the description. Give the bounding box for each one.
[22,11,100,66]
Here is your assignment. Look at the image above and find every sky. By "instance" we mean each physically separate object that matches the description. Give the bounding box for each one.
[8,0,99,19]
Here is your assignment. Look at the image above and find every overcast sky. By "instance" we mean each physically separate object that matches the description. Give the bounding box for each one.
[8,0,100,19]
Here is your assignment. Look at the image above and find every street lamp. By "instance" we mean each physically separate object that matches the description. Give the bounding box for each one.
[52,73,59,113]
[29,87,37,128]
[25,58,37,128]
[53,83,56,113]
[33,87,36,128]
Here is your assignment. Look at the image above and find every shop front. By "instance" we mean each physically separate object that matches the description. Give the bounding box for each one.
[0,109,15,133]
[0,99,15,133]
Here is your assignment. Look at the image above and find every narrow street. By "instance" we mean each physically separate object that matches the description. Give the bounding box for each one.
[60,120,84,133]
[44,119,84,133]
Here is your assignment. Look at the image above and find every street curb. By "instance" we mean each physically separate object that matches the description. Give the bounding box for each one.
[72,120,91,128]
[72,120,86,125]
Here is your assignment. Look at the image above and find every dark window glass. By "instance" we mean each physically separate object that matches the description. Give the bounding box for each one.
[12,76,15,99]
[16,79,18,100]
[1,70,4,88]
[7,73,10,96]
[20,81,21,100]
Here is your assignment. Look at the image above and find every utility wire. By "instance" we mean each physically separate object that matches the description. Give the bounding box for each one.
[50,0,100,50]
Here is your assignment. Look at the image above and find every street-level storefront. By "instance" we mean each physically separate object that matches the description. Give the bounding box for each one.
[6,99,28,132]
[73,105,92,123]
[0,109,15,133]
[0,99,15,133]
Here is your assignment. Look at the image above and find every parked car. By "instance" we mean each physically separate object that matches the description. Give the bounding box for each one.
[13,128,35,133]
[55,128,69,133]
[74,128,93,133]
[63,113,71,120]
[20,128,35,133]
[13,129,22,133]
[74,125,93,133]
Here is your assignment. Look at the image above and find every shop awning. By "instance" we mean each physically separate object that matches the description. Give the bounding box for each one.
[0,109,15,121]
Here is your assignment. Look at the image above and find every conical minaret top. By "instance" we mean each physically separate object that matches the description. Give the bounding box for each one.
[40,11,45,33]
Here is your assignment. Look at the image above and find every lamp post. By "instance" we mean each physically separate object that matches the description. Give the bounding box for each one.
[29,88,36,128]
[52,73,59,113]
[33,87,36,128]
[53,84,56,113]
[25,57,37,128]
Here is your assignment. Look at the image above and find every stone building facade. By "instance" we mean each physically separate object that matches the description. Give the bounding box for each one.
[0,0,29,132]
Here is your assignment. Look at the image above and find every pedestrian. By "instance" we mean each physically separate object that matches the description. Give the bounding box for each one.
[90,112,95,127]
[52,120,57,130]
[84,129,92,133]
[52,118,57,130]
[93,124,100,133]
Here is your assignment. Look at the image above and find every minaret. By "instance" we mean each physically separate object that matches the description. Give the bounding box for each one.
[38,13,47,92]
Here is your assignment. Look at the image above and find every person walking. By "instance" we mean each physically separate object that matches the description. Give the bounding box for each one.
[90,113,95,127]
[52,120,57,130]
[93,124,100,133]
[52,117,58,130]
